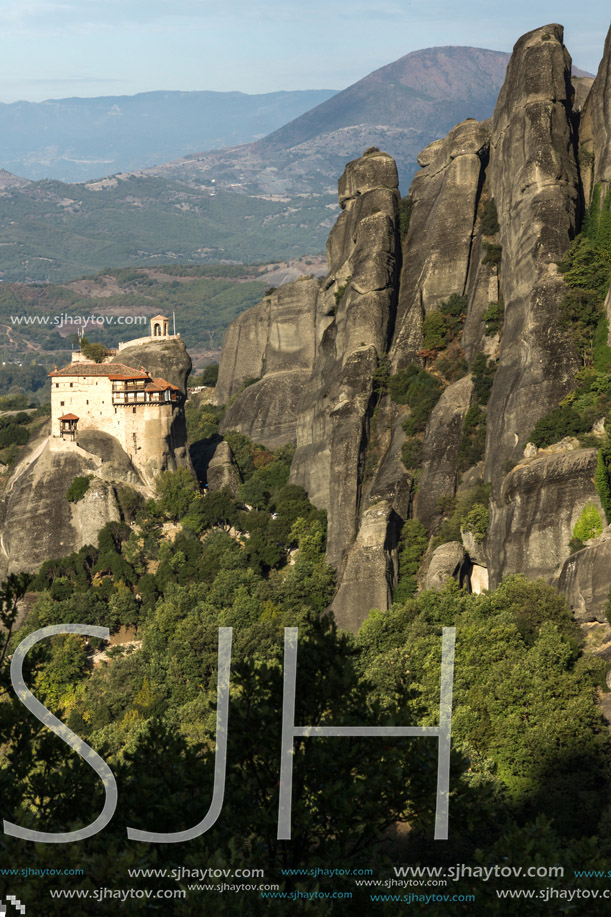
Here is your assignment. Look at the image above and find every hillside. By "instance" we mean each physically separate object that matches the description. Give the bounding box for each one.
[146,48,591,194]
[0,47,591,283]
[0,176,337,282]
[4,26,611,909]
[210,22,611,632]
[0,89,337,183]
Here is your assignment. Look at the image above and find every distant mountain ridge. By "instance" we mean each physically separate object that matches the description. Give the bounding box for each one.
[143,47,590,195]
[145,47,592,194]
[0,89,338,182]
[0,46,594,281]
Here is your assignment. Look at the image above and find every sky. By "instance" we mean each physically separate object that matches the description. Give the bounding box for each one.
[0,0,608,103]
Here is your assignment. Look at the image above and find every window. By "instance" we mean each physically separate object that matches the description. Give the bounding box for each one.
[70,383,73,388]
[60,401,64,406]
[55,383,59,388]
[133,407,136,414]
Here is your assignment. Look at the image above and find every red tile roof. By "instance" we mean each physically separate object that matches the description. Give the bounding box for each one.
[49,362,150,379]
[152,377,180,391]
[59,413,79,421]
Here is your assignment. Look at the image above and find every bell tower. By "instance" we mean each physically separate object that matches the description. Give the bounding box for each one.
[150,314,170,337]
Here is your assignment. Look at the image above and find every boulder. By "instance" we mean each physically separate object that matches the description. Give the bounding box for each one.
[423,542,468,591]
[206,441,241,497]
[558,529,611,624]
[487,448,603,588]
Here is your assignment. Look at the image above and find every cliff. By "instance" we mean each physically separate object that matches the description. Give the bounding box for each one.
[0,337,193,577]
[213,276,319,449]
[205,23,611,631]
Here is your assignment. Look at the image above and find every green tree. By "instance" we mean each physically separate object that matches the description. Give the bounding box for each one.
[80,338,108,363]
[421,311,447,350]
[156,468,199,520]
[66,475,91,503]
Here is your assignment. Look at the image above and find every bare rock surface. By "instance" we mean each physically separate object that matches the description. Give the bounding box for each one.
[487,448,602,588]
[414,375,473,531]
[558,529,611,624]
[391,120,490,368]
[331,500,401,632]
[291,152,401,575]
[206,441,241,497]
[423,542,468,591]
[484,24,580,485]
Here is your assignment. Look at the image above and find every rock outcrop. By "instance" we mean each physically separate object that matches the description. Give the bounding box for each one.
[330,500,401,632]
[414,375,473,531]
[484,24,580,485]
[213,276,319,447]
[206,441,241,497]
[580,24,611,196]
[116,338,192,394]
[558,529,611,623]
[0,439,121,576]
[391,120,490,368]
[423,542,468,591]
[207,23,611,632]
[291,151,401,580]
[487,448,602,588]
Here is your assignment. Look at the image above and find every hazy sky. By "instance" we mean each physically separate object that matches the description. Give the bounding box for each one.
[0,0,608,103]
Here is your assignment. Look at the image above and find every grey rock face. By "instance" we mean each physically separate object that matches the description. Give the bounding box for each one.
[220,371,312,450]
[414,375,473,531]
[206,441,241,497]
[76,430,141,485]
[331,500,401,632]
[423,542,468,591]
[558,529,611,623]
[116,338,192,394]
[487,448,602,588]
[484,24,580,486]
[461,230,501,364]
[213,277,319,401]
[1,441,120,576]
[202,25,611,630]
[391,119,490,368]
[580,25,611,195]
[213,276,319,446]
[291,152,401,574]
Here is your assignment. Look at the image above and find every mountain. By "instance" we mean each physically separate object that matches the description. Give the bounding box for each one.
[0,48,593,282]
[145,47,591,194]
[209,23,611,632]
[0,89,337,182]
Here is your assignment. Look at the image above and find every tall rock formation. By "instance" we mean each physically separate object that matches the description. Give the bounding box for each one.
[213,276,319,449]
[484,24,580,485]
[210,23,611,631]
[580,25,611,196]
[391,119,490,367]
[290,152,401,584]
